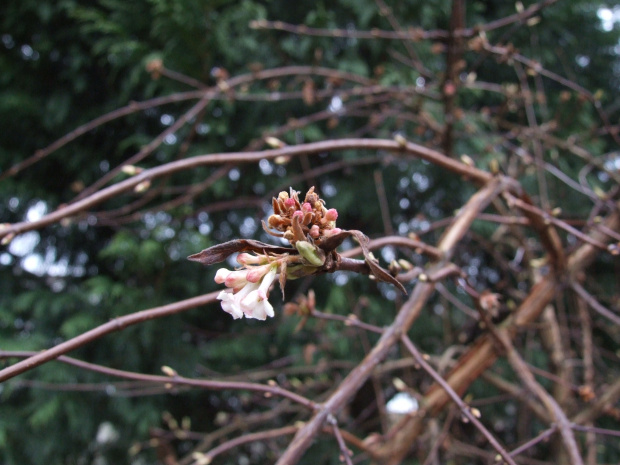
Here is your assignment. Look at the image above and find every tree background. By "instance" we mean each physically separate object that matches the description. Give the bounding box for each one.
[1,0,619,464]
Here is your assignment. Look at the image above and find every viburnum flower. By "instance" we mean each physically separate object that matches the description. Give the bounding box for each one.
[215,264,278,320]
[188,185,406,322]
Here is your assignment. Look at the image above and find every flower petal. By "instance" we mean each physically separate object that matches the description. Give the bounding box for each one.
[214,268,232,284]
[258,266,278,294]
[240,290,274,320]
[224,269,250,289]
[217,290,243,319]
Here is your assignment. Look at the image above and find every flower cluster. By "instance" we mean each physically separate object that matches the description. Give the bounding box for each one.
[215,255,279,320]
[213,187,341,321]
[265,186,340,246]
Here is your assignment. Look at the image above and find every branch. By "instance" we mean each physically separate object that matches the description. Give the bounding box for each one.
[0,138,491,242]
[374,202,620,462]
[478,310,584,464]
[400,335,517,465]
[0,292,219,382]
[0,351,316,409]
[275,180,505,465]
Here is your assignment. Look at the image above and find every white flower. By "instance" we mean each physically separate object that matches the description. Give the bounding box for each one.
[239,266,277,320]
[217,290,243,319]
[214,268,232,284]
[241,290,274,320]
[217,279,259,319]
[215,264,278,320]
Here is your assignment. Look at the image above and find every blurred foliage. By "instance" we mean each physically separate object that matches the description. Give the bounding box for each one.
[1,0,620,464]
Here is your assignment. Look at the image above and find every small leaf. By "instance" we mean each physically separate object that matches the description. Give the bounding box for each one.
[188,240,295,265]
[326,230,407,294]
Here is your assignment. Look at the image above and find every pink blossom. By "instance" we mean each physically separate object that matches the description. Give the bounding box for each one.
[224,270,250,289]
[236,253,266,265]
[325,208,338,222]
[323,227,342,237]
[245,264,271,283]
[217,280,259,319]
[309,224,320,238]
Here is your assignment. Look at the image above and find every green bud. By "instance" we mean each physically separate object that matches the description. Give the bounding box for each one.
[295,241,325,267]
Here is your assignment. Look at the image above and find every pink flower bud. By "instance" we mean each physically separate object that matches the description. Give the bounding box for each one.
[224,270,250,289]
[310,225,320,238]
[237,253,263,265]
[325,208,338,222]
[246,264,270,283]
[292,210,303,220]
[323,227,342,237]
[285,198,296,208]
[302,202,312,213]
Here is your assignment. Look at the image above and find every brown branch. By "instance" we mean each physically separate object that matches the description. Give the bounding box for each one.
[373,169,394,236]
[0,350,316,409]
[275,180,505,465]
[327,415,355,465]
[478,308,584,464]
[572,377,620,425]
[576,294,597,465]
[400,335,517,465]
[513,61,550,210]
[73,96,213,202]
[0,292,218,382]
[374,0,431,78]
[441,0,465,158]
[0,138,491,242]
[570,280,620,326]
[1,66,375,183]
[197,426,299,464]
[342,235,443,261]
[250,1,560,43]
[374,202,620,463]
[0,90,202,182]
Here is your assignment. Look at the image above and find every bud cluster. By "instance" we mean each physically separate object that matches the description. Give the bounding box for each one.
[265,186,340,245]
[211,186,342,321]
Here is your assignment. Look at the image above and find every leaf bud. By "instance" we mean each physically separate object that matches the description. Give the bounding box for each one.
[121,165,143,176]
[161,366,177,377]
[265,136,285,148]
[295,241,325,267]
[134,180,151,193]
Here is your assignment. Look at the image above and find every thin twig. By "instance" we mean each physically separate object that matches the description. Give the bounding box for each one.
[570,280,620,326]
[327,414,354,465]
[0,350,316,408]
[0,292,217,382]
[400,335,517,465]
[0,138,492,242]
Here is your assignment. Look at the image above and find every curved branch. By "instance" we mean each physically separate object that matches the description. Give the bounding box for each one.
[0,138,491,242]
[0,292,219,382]
[0,351,315,409]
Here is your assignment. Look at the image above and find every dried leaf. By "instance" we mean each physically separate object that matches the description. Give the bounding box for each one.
[321,230,407,294]
[262,220,285,238]
[291,214,306,242]
[279,260,288,299]
[317,230,351,252]
[187,240,295,266]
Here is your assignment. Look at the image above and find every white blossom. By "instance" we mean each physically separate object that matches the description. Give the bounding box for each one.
[215,264,278,320]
